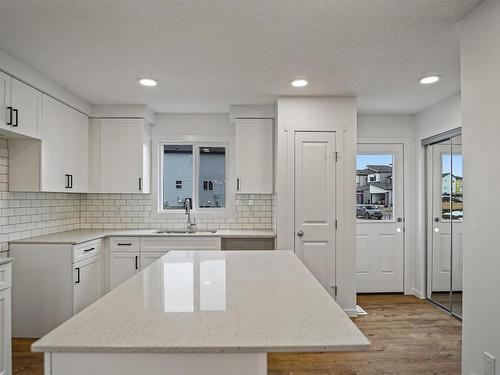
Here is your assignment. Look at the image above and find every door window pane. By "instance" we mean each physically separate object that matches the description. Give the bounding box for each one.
[441,154,463,220]
[198,147,226,208]
[163,145,193,210]
[356,154,394,221]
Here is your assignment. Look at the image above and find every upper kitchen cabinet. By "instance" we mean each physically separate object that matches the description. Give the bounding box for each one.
[235,118,274,194]
[9,94,89,192]
[10,78,42,139]
[0,75,42,139]
[90,118,151,193]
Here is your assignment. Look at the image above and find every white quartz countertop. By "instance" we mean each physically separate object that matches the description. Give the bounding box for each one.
[0,257,13,265]
[9,229,276,245]
[32,251,369,354]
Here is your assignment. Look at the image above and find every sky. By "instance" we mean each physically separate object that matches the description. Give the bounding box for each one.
[357,154,393,170]
[442,154,463,177]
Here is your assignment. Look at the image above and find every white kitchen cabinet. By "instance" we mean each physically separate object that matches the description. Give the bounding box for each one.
[0,72,11,133]
[109,251,140,290]
[73,255,102,315]
[235,118,274,193]
[66,108,89,192]
[90,118,151,193]
[9,94,89,192]
[0,261,12,375]
[11,240,103,338]
[10,77,42,139]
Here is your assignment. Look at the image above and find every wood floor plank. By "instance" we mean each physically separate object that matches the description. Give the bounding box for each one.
[12,294,461,375]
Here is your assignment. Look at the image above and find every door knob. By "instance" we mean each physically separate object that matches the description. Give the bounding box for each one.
[297,230,304,237]
[397,217,403,222]
[434,217,440,223]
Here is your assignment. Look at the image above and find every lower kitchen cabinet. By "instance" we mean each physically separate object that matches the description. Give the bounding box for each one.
[73,255,102,315]
[11,240,103,338]
[109,251,140,290]
[0,261,12,375]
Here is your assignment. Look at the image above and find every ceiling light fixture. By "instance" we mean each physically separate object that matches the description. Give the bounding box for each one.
[291,79,308,87]
[138,78,157,87]
[419,75,440,85]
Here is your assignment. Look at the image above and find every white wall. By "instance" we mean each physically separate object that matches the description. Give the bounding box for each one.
[412,94,462,298]
[357,114,417,296]
[153,113,233,136]
[0,48,91,115]
[276,96,357,314]
[460,1,500,373]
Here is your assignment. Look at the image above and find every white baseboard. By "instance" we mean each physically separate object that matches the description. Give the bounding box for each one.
[344,308,358,318]
[412,288,426,299]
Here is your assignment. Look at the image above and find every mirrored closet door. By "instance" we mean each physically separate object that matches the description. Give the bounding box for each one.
[425,130,463,318]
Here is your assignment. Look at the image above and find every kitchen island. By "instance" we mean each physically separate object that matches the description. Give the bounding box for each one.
[32,250,369,375]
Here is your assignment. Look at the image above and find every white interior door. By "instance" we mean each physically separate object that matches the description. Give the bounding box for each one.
[294,131,336,297]
[356,143,404,293]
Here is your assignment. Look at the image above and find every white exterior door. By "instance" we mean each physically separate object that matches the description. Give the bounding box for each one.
[356,143,404,293]
[109,251,140,290]
[294,131,336,297]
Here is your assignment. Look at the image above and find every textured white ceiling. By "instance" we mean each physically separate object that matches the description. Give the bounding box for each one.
[0,0,482,114]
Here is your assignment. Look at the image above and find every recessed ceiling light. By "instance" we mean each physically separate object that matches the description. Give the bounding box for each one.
[291,79,308,87]
[419,75,440,85]
[138,78,157,87]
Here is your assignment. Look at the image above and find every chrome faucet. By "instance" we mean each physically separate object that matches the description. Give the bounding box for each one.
[184,198,196,233]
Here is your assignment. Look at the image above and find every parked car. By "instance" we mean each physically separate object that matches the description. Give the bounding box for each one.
[356,204,383,220]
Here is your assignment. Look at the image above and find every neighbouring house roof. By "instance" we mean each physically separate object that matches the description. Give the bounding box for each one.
[356,169,369,176]
[442,173,463,180]
[356,182,392,192]
[366,164,393,173]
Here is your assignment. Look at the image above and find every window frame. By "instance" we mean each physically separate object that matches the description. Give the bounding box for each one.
[152,136,236,219]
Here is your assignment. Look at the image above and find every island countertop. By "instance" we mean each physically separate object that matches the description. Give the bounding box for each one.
[32,251,369,354]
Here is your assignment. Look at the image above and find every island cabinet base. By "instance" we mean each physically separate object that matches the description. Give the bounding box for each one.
[44,352,267,375]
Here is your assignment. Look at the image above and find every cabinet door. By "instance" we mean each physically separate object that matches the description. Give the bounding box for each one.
[0,288,11,375]
[41,95,67,192]
[73,257,102,315]
[235,119,273,193]
[67,109,89,192]
[99,119,143,193]
[141,251,169,269]
[109,251,140,290]
[0,72,11,132]
[11,78,42,139]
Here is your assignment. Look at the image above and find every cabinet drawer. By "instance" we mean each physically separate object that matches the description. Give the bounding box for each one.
[73,240,102,263]
[109,237,140,251]
[0,262,12,290]
[140,236,221,251]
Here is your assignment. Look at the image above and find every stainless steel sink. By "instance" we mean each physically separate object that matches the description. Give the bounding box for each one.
[153,230,217,235]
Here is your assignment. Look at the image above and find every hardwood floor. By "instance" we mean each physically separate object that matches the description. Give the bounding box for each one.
[12,294,461,375]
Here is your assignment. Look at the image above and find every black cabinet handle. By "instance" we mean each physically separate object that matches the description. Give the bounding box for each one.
[6,106,12,125]
[70,174,73,189]
[12,108,18,127]
[75,267,80,284]
[83,247,95,253]
[117,243,132,246]
[237,178,240,191]
[65,174,71,188]
[138,177,142,191]
[135,255,139,270]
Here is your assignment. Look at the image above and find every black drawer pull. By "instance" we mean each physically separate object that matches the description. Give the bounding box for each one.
[83,247,95,252]
[135,255,139,270]
[117,243,132,246]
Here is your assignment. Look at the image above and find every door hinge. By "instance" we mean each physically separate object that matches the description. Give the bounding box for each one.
[334,151,339,162]
[331,285,338,296]
[335,219,338,229]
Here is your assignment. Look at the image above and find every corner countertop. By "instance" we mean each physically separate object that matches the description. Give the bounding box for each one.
[0,257,13,266]
[32,250,369,354]
[8,229,276,245]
